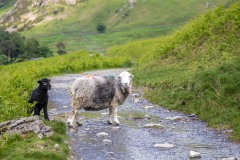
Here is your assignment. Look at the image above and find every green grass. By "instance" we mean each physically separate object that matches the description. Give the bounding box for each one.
[0,120,69,160]
[106,2,240,141]
[20,0,227,53]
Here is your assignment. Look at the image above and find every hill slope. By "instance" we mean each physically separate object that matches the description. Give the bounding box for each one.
[106,2,240,141]
[0,0,228,53]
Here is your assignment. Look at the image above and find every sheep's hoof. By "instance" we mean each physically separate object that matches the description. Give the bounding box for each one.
[68,124,74,128]
[107,120,113,125]
[115,122,120,126]
[76,122,83,126]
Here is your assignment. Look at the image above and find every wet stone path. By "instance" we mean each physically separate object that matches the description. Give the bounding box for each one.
[48,69,240,160]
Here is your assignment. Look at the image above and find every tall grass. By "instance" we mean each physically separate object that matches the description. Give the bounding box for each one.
[0,51,130,122]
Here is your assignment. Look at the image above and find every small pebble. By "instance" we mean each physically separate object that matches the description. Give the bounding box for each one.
[189,151,201,158]
[54,144,59,149]
[103,139,112,143]
[97,132,109,137]
[154,143,175,148]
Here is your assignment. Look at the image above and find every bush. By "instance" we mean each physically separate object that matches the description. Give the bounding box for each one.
[57,50,67,55]
[96,23,106,33]
[0,54,8,65]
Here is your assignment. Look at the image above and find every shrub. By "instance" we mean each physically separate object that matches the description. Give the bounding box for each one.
[96,23,106,33]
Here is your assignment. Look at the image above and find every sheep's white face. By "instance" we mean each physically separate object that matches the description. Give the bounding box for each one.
[118,71,133,91]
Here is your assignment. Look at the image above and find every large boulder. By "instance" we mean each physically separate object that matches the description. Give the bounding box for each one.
[0,116,54,139]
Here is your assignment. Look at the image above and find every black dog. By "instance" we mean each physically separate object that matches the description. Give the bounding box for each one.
[28,78,51,120]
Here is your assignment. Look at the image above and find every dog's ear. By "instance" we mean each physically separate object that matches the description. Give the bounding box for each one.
[37,80,42,84]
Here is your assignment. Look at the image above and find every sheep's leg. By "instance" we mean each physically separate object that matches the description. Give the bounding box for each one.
[75,109,82,126]
[67,108,78,127]
[33,103,41,116]
[68,96,79,127]
[108,106,113,124]
[113,107,120,125]
[43,103,49,121]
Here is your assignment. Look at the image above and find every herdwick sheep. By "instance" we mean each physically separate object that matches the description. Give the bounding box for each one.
[28,78,51,120]
[67,71,133,127]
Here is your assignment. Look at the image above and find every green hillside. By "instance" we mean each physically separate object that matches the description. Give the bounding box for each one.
[107,2,240,141]
[18,0,227,53]
[0,0,16,16]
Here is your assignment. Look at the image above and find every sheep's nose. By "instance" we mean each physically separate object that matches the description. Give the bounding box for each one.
[124,83,128,86]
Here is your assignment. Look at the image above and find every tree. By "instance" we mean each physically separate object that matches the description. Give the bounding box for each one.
[56,42,65,50]
[0,29,53,64]
[24,38,40,58]
[0,54,8,65]
[0,40,16,61]
[39,46,53,58]
[96,23,106,33]
[56,42,67,55]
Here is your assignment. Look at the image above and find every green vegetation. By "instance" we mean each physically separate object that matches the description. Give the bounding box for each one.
[0,120,69,160]
[20,0,227,53]
[106,2,240,141]
[96,23,106,33]
[0,0,16,16]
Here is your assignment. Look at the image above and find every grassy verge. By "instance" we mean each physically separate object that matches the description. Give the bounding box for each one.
[0,120,69,160]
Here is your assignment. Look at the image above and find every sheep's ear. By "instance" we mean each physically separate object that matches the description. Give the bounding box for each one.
[37,80,42,84]
[130,74,134,78]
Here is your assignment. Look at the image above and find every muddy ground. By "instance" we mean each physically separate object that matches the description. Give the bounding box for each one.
[48,69,240,160]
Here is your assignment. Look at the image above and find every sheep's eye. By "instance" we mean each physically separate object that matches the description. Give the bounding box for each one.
[42,82,46,85]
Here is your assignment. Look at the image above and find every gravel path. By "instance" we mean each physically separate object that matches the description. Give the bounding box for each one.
[48,69,240,160]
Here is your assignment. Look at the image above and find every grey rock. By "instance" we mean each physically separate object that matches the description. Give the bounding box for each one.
[97,132,109,137]
[189,151,201,158]
[143,123,163,128]
[0,116,54,138]
[222,157,237,160]
[154,143,175,148]
[54,143,59,149]
[189,114,196,117]
[165,116,185,121]
[144,115,151,119]
[103,139,112,143]
[143,105,154,109]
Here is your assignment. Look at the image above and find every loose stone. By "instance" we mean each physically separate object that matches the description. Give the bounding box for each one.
[154,143,175,148]
[97,132,109,137]
[143,123,163,128]
[189,151,201,158]
[144,115,151,119]
[165,116,184,121]
[222,157,237,160]
[143,105,154,109]
[54,144,59,149]
[103,139,112,143]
